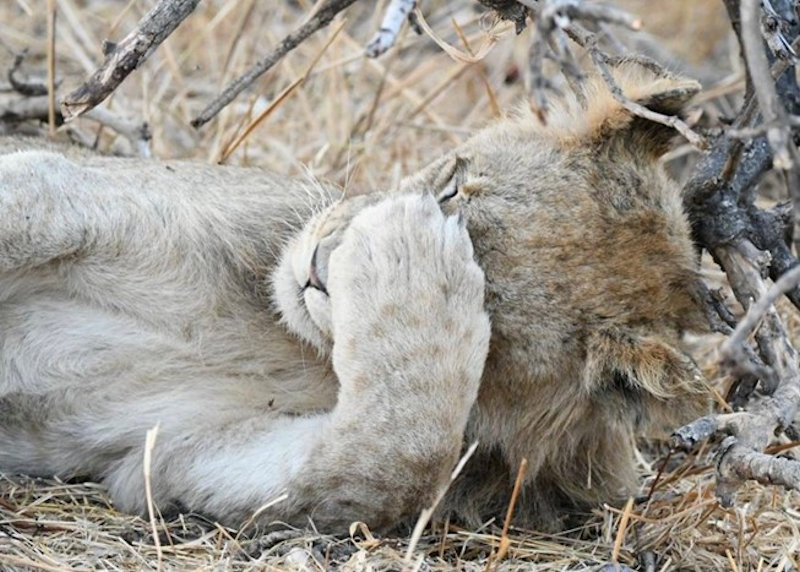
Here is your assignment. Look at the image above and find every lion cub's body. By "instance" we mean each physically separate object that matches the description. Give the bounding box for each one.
[0,62,706,531]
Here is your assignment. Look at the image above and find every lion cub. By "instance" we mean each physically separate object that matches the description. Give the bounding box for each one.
[0,60,705,531]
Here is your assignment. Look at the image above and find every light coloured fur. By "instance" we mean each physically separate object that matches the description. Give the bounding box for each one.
[0,61,707,532]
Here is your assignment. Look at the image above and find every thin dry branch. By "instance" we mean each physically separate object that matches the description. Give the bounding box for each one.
[523,0,628,119]
[723,265,800,358]
[761,0,799,62]
[565,23,707,148]
[2,47,152,154]
[83,106,152,157]
[61,0,201,121]
[218,19,346,162]
[403,441,478,563]
[516,0,705,147]
[46,0,56,136]
[494,458,527,562]
[190,0,360,129]
[535,0,642,32]
[592,52,707,148]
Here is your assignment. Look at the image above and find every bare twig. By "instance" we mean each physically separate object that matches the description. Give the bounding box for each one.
[365,0,417,57]
[567,24,707,148]
[143,425,163,571]
[535,0,642,32]
[594,55,707,148]
[404,441,478,563]
[722,264,800,359]
[61,0,202,121]
[219,20,346,162]
[521,1,641,121]
[8,53,47,96]
[495,458,527,562]
[525,2,559,120]
[514,1,705,146]
[611,497,634,565]
[760,0,799,61]
[728,114,800,138]
[83,107,152,157]
[191,0,359,129]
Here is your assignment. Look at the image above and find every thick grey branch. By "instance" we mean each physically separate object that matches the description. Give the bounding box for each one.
[716,437,800,505]
[61,0,201,121]
[675,0,800,501]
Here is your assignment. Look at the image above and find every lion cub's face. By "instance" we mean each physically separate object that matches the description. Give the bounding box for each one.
[275,61,707,434]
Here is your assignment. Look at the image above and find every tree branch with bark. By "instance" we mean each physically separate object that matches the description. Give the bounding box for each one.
[672,0,800,500]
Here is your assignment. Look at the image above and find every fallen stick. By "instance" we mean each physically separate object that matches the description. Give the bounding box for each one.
[61,0,202,121]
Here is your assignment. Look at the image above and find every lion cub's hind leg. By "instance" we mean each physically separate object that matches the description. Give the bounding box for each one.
[0,151,108,272]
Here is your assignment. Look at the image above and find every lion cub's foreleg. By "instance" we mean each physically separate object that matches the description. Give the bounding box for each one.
[286,194,491,528]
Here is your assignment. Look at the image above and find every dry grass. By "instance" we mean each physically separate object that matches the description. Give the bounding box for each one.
[0,0,799,570]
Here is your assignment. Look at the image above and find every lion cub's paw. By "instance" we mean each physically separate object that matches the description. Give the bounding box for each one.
[327,193,490,397]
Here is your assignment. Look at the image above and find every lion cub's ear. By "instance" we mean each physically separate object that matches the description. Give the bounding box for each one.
[585,58,701,156]
[611,58,700,115]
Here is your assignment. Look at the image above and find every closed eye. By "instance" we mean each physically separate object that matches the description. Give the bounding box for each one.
[436,156,469,203]
[437,177,459,202]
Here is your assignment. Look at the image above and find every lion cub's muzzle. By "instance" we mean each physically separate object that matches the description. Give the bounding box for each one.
[302,193,391,297]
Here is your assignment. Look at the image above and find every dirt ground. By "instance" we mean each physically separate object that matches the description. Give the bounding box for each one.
[0,1,798,570]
